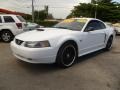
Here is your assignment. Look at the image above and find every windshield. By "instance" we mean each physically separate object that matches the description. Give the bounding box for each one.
[53,19,87,31]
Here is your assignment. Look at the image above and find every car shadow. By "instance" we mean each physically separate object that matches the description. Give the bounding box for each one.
[16,49,108,74]
[16,60,62,74]
[116,34,120,36]
[0,39,2,43]
[75,49,107,64]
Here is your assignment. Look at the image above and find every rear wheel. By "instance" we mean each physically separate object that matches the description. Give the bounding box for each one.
[1,30,14,42]
[56,42,77,68]
[105,36,113,50]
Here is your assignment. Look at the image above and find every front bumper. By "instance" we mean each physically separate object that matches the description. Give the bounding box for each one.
[10,41,57,64]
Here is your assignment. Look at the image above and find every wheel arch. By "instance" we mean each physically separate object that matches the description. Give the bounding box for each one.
[56,38,80,57]
[0,29,14,35]
[55,39,79,67]
[107,34,114,42]
[60,40,78,51]
[105,27,115,44]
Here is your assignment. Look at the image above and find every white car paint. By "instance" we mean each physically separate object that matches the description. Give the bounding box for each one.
[0,14,26,35]
[10,18,115,64]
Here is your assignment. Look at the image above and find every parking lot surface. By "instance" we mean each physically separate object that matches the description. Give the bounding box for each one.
[0,36,120,90]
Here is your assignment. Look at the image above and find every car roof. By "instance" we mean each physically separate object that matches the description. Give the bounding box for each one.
[69,18,101,21]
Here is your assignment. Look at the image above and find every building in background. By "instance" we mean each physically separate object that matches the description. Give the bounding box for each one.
[0,8,29,16]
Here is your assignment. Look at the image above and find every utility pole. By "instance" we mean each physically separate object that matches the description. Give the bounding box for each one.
[32,0,34,22]
[44,5,49,18]
[95,0,98,18]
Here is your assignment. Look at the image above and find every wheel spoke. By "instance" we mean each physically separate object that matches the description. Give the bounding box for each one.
[2,32,11,41]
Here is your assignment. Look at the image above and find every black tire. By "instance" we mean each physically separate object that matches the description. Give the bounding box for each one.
[56,42,77,68]
[105,36,113,51]
[1,30,14,42]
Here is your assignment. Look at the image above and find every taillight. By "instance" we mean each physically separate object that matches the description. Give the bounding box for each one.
[16,23,22,29]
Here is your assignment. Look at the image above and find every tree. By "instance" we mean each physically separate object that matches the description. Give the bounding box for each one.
[34,10,54,21]
[47,13,54,19]
[23,14,32,21]
[34,10,47,21]
[91,0,112,4]
[67,0,120,22]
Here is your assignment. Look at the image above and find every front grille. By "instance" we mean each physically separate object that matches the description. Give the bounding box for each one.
[15,39,24,45]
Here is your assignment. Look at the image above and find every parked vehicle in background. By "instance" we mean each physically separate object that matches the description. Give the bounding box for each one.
[0,14,27,42]
[25,22,44,31]
[11,18,115,68]
[105,22,113,27]
[113,23,120,35]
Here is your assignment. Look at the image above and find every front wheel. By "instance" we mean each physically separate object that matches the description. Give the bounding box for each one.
[56,42,77,68]
[105,36,113,50]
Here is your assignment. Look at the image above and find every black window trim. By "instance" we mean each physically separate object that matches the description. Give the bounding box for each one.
[98,20,106,29]
[84,20,106,32]
[3,16,15,23]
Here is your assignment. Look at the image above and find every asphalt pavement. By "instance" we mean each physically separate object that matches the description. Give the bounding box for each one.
[0,36,120,90]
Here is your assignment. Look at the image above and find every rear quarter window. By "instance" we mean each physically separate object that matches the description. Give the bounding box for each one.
[98,21,106,29]
[4,16,15,23]
[17,16,26,22]
[86,20,106,31]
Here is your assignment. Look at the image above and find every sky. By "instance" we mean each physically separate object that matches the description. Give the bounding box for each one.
[0,0,120,19]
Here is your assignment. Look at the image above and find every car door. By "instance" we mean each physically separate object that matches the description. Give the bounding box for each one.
[3,16,16,29]
[79,20,106,55]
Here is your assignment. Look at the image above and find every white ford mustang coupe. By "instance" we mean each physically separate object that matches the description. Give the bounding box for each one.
[10,18,115,67]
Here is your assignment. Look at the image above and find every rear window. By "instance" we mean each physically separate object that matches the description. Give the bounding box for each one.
[0,16,2,23]
[17,16,26,22]
[4,16,15,23]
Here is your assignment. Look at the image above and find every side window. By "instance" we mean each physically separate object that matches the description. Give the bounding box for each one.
[85,20,106,32]
[0,16,2,23]
[98,21,106,29]
[4,16,15,23]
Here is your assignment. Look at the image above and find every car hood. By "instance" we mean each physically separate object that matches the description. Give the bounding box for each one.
[15,28,74,41]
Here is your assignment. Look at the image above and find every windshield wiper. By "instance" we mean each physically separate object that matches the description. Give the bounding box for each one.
[53,26,73,30]
[36,28,44,31]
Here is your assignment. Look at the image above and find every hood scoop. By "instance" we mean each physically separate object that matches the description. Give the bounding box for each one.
[36,28,44,31]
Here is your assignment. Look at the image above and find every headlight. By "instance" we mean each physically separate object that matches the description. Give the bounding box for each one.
[24,40,50,48]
